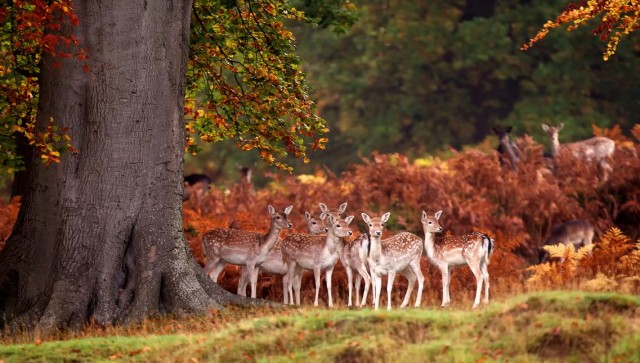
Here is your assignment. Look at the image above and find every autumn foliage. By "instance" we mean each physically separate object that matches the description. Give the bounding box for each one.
[176,125,640,306]
[2,126,639,306]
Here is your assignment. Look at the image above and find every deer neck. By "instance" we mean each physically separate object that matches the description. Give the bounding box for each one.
[369,234,383,259]
[260,222,282,252]
[423,231,437,261]
[325,228,343,254]
[550,135,561,156]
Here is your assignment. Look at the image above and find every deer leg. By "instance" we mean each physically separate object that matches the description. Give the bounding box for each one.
[294,271,302,306]
[481,261,490,305]
[358,265,371,308]
[282,272,289,304]
[440,265,449,307]
[410,260,424,308]
[373,274,382,310]
[237,267,249,296]
[326,267,334,308]
[286,262,296,305]
[345,266,354,307]
[399,268,415,308]
[313,266,322,307]
[468,262,484,309]
[206,259,227,284]
[354,273,362,307]
[386,271,396,311]
[247,263,259,299]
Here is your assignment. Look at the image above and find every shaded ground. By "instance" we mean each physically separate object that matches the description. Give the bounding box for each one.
[1,291,639,362]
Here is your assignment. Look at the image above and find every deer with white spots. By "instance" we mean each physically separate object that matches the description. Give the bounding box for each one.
[541,123,615,180]
[319,202,371,307]
[236,211,327,303]
[341,232,372,307]
[201,205,293,299]
[421,210,494,308]
[362,212,425,311]
[281,213,354,307]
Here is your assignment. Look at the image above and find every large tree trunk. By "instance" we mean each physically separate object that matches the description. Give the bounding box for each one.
[0,0,243,335]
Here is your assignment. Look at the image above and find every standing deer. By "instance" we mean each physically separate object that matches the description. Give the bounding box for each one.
[340,233,372,307]
[183,173,212,202]
[493,126,521,170]
[541,123,615,180]
[363,212,425,311]
[282,213,354,307]
[421,210,494,308]
[236,211,327,303]
[201,205,293,298]
[319,202,372,307]
[539,219,594,263]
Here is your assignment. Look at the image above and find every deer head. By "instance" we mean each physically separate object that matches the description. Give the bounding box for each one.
[361,212,390,237]
[268,204,294,230]
[305,211,328,234]
[421,210,443,233]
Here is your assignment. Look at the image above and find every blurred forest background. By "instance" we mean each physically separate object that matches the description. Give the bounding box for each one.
[179,0,640,186]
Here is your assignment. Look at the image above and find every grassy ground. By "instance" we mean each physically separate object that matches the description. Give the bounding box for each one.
[1,291,639,362]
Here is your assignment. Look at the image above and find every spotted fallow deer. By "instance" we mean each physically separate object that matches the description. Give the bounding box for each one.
[281,214,354,307]
[539,219,594,263]
[236,211,327,303]
[541,123,615,180]
[201,205,293,299]
[319,202,371,307]
[341,233,372,307]
[421,210,494,308]
[363,212,425,311]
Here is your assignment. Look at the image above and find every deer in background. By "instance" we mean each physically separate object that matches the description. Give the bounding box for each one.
[541,123,615,180]
[493,126,521,170]
[539,219,594,263]
[236,211,327,303]
[202,205,293,298]
[363,212,425,310]
[422,210,494,308]
[183,173,212,202]
[282,213,354,307]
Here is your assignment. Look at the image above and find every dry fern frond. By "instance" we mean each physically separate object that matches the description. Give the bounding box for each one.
[581,273,619,292]
[632,124,640,142]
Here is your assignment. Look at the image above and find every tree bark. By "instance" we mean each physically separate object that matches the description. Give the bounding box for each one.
[0,0,244,335]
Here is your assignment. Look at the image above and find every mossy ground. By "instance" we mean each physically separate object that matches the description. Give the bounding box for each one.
[1,291,639,362]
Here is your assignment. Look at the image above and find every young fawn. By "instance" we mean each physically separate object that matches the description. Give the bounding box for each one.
[421,210,494,308]
[363,212,424,310]
[201,205,293,299]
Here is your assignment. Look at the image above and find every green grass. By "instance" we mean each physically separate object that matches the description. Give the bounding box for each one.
[2,291,640,362]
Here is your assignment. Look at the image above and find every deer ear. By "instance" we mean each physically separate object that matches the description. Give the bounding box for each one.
[328,214,336,224]
[361,213,371,224]
[338,202,348,214]
[268,205,275,215]
[558,123,564,131]
[305,211,311,221]
[421,211,427,222]
[541,124,549,132]
[284,205,293,215]
[319,203,328,213]
[381,212,391,223]
[345,215,354,224]
[435,210,443,220]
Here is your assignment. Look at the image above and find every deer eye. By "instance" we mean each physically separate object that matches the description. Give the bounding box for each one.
[312,221,317,225]
[368,223,372,227]
[276,216,281,219]
[428,221,432,224]
[336,224,341,228]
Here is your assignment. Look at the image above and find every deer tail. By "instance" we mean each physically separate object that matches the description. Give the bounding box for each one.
[482,234,495,265]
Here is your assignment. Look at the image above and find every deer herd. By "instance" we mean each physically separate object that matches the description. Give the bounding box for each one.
[195,123,609,310]
[202,202,495,310]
